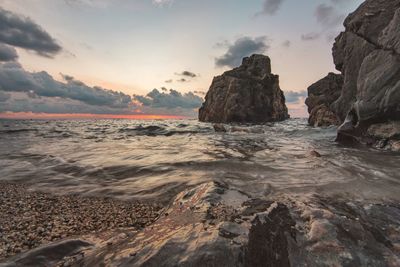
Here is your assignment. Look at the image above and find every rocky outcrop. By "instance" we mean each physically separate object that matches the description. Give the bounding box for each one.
[3,182,400,267]
[308,0,400,150]
[305,73,343,126]
[199,54,289,123]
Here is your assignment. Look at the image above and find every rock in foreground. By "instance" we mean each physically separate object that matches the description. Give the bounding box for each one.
[199,54,289,123]
[305,73,343,127]
[3,182,399,266]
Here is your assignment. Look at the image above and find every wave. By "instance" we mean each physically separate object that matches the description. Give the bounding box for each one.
[119,125,208,137]
[0,128,38,134]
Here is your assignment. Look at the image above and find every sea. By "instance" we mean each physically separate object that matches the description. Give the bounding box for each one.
[0,118,399,204]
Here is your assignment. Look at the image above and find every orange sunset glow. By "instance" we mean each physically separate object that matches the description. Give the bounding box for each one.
[0,112,187,120]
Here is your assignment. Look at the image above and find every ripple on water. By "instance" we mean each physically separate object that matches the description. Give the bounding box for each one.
[0,118,399,203]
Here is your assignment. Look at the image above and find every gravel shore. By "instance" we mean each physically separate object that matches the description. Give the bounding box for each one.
[0,183,163,261]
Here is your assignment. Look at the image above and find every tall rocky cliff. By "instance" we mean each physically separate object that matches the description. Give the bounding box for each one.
[306,0,400,150]
[199,54,289,123]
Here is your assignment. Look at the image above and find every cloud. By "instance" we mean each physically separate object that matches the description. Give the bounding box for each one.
[133,88,203,109]
[330,0,355,5]
[301,32,321,41]
[284,90,307,103]
[314,4,345,28]
[300,3,347,42]
[64,0,113,8]
[193,90,205,96]
[0,44,18,62]
[258,0,285,16]
[175,71,197,78]
[152,0,174,6]
[176,78,188,83]
[0,62,133,111]
[282,40,291,48]
[0,91,10,102]
[165,79,173,83]
[0,8,62,57]
[65,0,174,8]
[0,92,136,114]
[215,36,269,68]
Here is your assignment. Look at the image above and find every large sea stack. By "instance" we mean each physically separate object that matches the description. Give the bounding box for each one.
[199,54,289,123]
[306,0,400,150]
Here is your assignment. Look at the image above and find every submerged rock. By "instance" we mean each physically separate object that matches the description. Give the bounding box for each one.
[307,0,400,150]
[305,73,343,127]
[213,123,227,133]
[199,54,289,123]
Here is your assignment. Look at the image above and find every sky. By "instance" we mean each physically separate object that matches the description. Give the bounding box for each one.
[0,0,363,119]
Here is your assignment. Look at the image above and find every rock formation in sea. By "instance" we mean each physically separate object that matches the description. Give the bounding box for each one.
[306,0,400,150]
[199,54,289,123]
[305,73,343,127]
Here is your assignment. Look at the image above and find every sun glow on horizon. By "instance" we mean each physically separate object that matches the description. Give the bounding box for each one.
[0,112,188,120]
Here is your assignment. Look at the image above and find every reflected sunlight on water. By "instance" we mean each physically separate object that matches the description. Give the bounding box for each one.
[0,118,399,204]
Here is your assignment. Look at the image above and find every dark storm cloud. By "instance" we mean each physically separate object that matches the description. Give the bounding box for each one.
[215,36,269,68]
[175,71,197,78]
[0,8,62,57]
[0,62,133,109]
[259,0,285,16]
[285,90,307,103]
[301,32,321,41]
[0,44,18,62]
[133,88,203,109]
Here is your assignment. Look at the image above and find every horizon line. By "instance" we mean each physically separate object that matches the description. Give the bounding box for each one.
[0,112,189,120]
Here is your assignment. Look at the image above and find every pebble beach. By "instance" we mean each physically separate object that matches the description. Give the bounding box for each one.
[0,183,163,261]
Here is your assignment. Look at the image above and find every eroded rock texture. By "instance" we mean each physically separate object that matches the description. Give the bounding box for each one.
[3,182,399,267]
[308,0,400,150]
[305,73,343,127]
[199,54,289,123]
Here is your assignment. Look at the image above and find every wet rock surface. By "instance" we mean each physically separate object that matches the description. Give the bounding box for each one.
[199,54,289,123]
[2,182,399,266]
[305,73,343,127]
[307,0,400,150]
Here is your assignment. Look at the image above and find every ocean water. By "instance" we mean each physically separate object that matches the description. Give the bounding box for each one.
[0,118,399,204]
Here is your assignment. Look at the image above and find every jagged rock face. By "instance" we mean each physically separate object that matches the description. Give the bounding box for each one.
[199,54,289,123]
[309,0,400,149]
[305,73,343,126]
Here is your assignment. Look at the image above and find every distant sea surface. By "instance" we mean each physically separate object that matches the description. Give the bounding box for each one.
[0,118,399,204]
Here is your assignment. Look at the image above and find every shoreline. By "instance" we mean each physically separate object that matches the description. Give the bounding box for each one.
[1,181,399,266]
[0,182,163,261]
